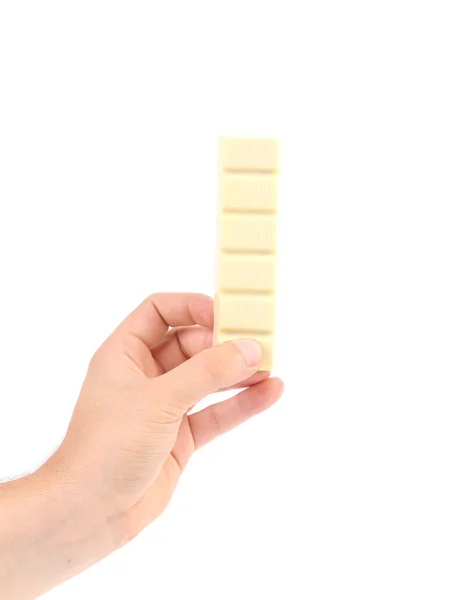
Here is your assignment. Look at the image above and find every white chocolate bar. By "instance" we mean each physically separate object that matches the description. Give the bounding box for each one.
[214,136,278,370]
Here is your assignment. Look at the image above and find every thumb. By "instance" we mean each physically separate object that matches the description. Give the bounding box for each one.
[156,339,262,411]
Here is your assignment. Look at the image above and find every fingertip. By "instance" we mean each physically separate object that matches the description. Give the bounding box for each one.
[229,376,282,420]
[253,376,284,409]
[233,339,262,367]
[224,370,271,391]
[268,376,285,395]
[192,295,214,328]
[201,328,214,348]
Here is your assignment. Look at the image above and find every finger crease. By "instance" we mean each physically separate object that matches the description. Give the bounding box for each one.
[153,354,165,376]
[174,328,190,361]
[152,299,170,329]
[236,390,250,418]
[170,451,183,473]
[208,407,221,439]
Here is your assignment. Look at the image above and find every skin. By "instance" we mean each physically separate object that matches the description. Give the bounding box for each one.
[0,293,283,600]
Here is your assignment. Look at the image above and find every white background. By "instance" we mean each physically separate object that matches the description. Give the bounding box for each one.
[1,1,449,598]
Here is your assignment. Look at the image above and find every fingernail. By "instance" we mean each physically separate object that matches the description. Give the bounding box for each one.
[234,339,262,367]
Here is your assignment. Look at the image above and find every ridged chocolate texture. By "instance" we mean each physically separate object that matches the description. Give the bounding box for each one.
[214,136,278,370]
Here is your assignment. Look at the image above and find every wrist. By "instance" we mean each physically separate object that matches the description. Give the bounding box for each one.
[0,461,120,599]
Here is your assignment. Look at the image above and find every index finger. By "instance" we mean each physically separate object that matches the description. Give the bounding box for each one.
[114,292,214,349]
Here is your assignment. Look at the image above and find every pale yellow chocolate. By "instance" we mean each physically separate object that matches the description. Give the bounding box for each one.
[220,137,278,172]
[214,136,278,370]
[216,293,276,332]
[219,254,276,293]
[221,214,277,252]
[222,174,278,212]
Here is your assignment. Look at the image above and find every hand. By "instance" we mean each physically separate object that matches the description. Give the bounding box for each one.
[55,292,283,534]
[0,293,283,599]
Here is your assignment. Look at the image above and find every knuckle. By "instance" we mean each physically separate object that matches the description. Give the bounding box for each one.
[199,342,243,385]
[147,292,159,303]
[200,353,225,386]
[147,292,164,310]
[88,345,106,371]
[88,338,116,373]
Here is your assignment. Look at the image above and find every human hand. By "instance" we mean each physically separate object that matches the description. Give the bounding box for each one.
[53,292,283,537]
[0,293,283,599]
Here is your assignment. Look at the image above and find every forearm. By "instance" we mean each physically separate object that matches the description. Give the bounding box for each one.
[0,464,119,600]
